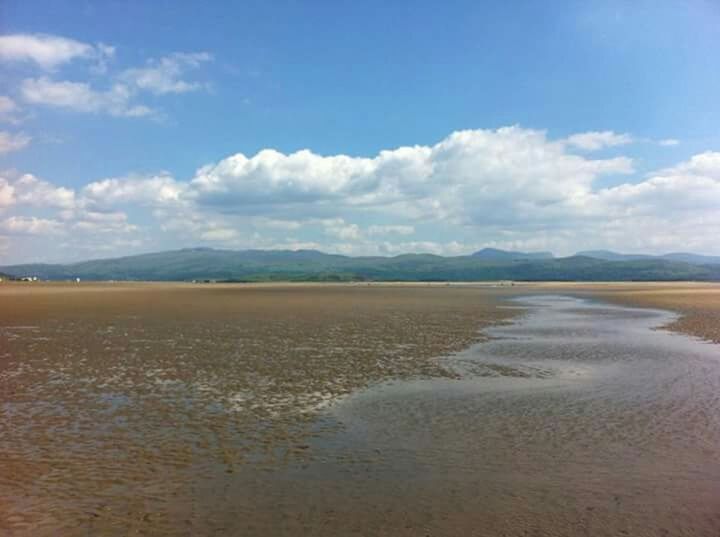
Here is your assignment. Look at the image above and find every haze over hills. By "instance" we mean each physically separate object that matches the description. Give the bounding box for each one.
[2,247,720,282]
[472,248,554,261]
[578,250,720,265]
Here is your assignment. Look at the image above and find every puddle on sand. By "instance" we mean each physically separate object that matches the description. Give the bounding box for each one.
[288,295,720,536]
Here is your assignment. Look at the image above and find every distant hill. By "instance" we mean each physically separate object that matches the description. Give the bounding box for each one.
[3,248,720,282]
[576,250,654,262]
[472,248,554,261]
[578,250,720,265]
[661,252,720,265]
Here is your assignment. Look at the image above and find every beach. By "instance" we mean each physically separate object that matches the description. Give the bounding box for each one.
[2,282,719,535]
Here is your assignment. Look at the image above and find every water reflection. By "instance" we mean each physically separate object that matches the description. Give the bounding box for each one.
[314,296,720,535]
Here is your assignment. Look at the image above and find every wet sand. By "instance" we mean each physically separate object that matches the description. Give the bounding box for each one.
[0,282,513,535]
[312,295,720,536]
[1,282,719,535]
[558,282,720,344]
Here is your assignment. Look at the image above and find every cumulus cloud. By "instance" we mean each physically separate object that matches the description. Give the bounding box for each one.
[0,131,31,154]
[20,77,154,117]
[0,216,64,235]
[668,151,720,178]
[189,127,633,229]
[189,149,377,206]
[0,178,14,208]
[12,174,75,208]
[323,220,362,240]
[82,173,184,208]
[121,52,213,94]
[598,151,720,215]
[2,127,720,262]
[0,172,75,209]
[564,131,633,151]
[0,33,113,70]
[55,207,137,235]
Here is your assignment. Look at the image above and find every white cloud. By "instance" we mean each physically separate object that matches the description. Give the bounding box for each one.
[0,96,22,124]
[323,221,362,240]
[14,173,75,208]
[18,51,211,118]
[382,240,466,256]
[0,172,75,209]
[73,220,137,234]
[82,173,184,208]
[2,127,720,262]
[564,131,633,151]
[667,151,720,178]
[0,131,31,154]
[658,138,680,147]
[190,149,378,206]
[189,127,633,229]
[3,33,211,120]
[597,151,720,215]
[121,52,213,94]
[0,216,64,235]
[58,209,137,234]
[252,218,302,230]
[367,225,415,236]
[20,77,154,117]
[0,33,113,70]
[199,227,239,241]
[0,178,14,208]
[37,126,637,254]
[324,239,469,257]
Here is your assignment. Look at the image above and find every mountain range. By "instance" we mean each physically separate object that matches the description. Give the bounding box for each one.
[471,248,554,261]
[2,248,720,282]
[576,250,720,265]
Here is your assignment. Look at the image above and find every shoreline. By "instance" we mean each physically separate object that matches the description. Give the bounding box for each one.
[3,280,718,342]
[526,282,720,344]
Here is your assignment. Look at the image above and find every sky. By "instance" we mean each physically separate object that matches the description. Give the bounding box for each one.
[1,0,719,264]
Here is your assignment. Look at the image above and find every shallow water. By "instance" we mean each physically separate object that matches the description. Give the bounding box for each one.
[290,295,720,535]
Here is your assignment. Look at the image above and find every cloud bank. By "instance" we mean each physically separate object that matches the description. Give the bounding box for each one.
[0,126,717,263]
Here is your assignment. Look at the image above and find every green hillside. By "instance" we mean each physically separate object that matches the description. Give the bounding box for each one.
[3,248,720,282]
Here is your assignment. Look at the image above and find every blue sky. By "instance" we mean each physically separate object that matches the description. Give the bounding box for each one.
[1,0,719,263]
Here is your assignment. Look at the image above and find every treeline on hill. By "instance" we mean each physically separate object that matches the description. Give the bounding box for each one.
[2,248,720,282]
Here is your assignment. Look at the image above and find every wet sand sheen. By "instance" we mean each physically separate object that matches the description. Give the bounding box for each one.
[312,296,720,536]
[2,285,720,535]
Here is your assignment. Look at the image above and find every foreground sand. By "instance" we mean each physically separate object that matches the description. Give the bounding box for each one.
[1,282,515,535]
[1,281,719,535]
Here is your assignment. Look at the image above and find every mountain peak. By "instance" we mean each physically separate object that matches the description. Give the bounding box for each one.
[472,248,554,261]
